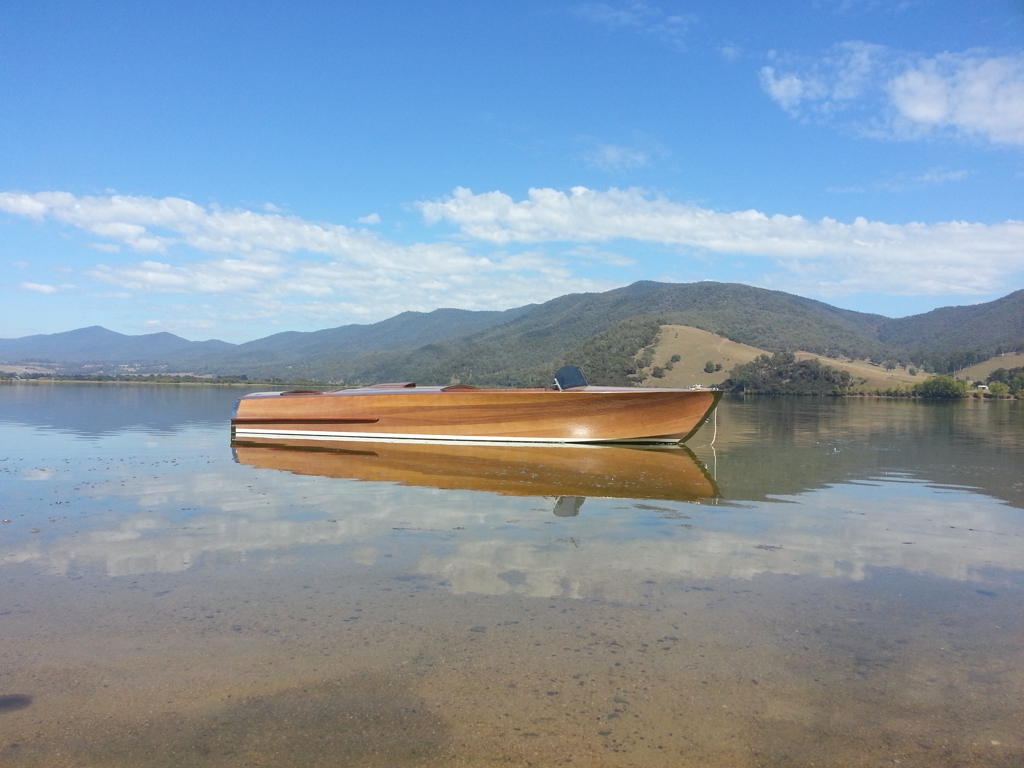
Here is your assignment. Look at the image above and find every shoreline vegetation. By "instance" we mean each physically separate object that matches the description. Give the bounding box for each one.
[719,353,1022,399]
[3,362,1020,399]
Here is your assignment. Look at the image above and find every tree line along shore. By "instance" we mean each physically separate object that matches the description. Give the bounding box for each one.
[4,357,1021,399]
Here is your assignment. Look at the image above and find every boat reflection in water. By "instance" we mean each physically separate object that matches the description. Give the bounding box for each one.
[231,438,718,514]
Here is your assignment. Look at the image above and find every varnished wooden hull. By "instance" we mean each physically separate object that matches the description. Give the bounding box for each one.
[231,386,721,445]
[231,440,719,502]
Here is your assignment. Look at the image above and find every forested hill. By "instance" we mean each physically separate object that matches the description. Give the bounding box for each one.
[289,282,897,385]
[876,289,1024,352]
[2,282,1021,385]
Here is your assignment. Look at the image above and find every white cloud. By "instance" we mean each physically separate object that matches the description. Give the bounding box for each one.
[357,213,381,224]
[761,44,1024,146]
[89,258,286,294]
[888,53,1024,144]
[0,190,614,325]
[20,282,60,293]
[419,186,1024,296]
[3,186,1020,333]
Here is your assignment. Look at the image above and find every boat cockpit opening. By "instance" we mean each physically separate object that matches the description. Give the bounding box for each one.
[554,366,589,391]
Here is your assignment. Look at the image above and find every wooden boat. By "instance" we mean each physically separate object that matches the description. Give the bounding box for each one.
[231,366,721,446]
[231,439,719,504]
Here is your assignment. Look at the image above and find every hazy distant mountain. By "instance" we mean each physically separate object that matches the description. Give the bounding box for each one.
[2,282,1021,384]
[0,308,528,367]
[166,306,532,370]
[0,326,233,364]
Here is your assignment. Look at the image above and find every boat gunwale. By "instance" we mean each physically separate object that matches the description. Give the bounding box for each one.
[239,385,722,399]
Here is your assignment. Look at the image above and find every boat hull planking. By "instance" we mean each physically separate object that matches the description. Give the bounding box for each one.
[231,386,721,445]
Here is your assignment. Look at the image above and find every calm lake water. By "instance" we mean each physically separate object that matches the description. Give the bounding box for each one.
[1,383,1022,767]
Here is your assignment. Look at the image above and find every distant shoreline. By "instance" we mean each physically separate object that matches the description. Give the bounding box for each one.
[0,376,284,387]
[2,376,1018,399]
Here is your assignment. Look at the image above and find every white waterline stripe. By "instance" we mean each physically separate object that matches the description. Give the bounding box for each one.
[231,427,682,446]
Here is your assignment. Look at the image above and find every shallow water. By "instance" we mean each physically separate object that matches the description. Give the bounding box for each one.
[1,383,1022,767]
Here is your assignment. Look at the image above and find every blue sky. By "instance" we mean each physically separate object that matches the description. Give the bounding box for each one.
[1,0,1022,342]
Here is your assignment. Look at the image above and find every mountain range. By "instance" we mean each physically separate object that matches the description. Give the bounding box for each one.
[2,281,1022,385]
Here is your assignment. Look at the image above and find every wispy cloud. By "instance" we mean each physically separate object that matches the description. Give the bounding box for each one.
[718,44,741,63]
[760,41,889,115]
[0,191,613,325]
[915,168,969,185]
[761,43,1024,146]
[419,186,1024,296]
[20,282,65,294]
[573,3,695,49]
[583,142,650,172]
[814,0,917,14]
[828,167,970,193]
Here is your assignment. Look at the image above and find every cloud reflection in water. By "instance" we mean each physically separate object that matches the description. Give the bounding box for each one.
[2,422,1020,596]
